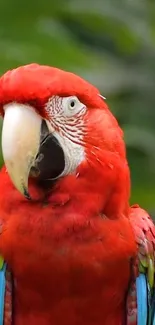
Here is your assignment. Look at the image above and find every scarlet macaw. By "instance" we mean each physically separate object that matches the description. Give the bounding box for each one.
[0,64,154,325]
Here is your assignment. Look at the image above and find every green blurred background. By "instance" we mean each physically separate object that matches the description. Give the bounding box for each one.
[0,0,154,213]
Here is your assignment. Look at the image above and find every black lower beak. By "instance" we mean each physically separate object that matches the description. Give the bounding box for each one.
[30,120,65,181]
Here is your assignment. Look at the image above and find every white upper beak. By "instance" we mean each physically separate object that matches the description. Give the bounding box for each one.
[2,102,42,197]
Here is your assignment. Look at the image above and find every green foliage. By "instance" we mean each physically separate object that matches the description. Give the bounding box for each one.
[0,0,154,211]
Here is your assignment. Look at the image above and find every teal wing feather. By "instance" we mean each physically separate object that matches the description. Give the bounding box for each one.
[0,257,6,325]
[0,258,12,325]
[127,205,155,325]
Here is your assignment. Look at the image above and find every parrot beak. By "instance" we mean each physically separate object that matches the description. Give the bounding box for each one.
[1,103,65,199]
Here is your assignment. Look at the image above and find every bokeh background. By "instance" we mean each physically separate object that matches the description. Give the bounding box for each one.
[0,0,154,213]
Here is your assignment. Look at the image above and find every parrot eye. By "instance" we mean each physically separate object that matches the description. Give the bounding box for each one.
[62,96,86,117]
[69,99,76,108]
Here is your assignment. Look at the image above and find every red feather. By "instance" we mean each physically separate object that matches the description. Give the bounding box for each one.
[0,64,106,115]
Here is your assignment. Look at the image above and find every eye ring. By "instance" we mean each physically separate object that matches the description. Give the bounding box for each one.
[62,96,86,117]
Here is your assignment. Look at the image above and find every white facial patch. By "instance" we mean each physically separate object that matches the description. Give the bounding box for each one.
[45,96,86,176]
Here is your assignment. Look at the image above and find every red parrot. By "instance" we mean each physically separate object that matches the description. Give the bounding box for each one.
[0,64,154,325]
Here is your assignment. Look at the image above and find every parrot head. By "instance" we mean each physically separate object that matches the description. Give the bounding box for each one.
[0,64,130,217]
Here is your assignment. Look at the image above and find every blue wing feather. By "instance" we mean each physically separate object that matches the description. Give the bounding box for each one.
[136,274,147,325]
[152,294,155,325]
[153,305,155,325]
[0,261,6,325]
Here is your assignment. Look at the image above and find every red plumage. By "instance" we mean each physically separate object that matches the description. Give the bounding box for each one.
[0,64,152,325]
[0,63,104,113]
